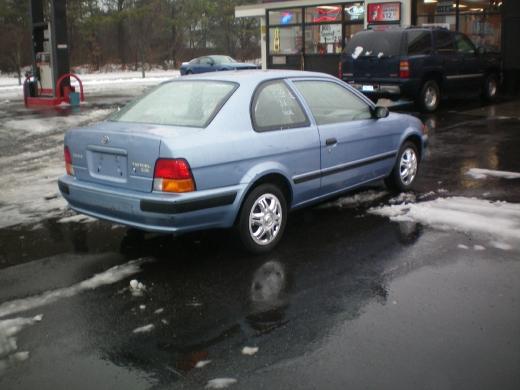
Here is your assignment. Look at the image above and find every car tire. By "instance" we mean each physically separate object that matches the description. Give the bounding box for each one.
[385,141,419,192]
[417,80,440,113]
[238,184,287,254]
[185,70,193,75]
[481,73,498,102]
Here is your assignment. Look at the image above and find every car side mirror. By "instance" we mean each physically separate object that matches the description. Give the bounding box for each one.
[373,106,389,119]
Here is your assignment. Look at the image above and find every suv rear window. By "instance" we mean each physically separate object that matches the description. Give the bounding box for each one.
[345,31,403,58]
[406,31,432,55]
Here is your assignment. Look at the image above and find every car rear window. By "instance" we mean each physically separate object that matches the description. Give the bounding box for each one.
[345,30,403,58]
[406,30,432,55]
[110,80,238,128]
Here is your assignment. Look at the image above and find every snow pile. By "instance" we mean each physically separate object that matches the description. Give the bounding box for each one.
[369,197,520,247]
[195,360,212,368]
[319,190,387,209]
[0,314,42,373]
[0,258,151,319]
[0,109,112,229]
[206,378,237,389]
[466,168,520,180]
[129,279,147,297]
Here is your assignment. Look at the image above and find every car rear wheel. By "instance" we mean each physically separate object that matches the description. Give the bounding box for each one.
[417,80,440,112]
[385,142,419,192]
[238,184,287,254]
[481,73,498,102]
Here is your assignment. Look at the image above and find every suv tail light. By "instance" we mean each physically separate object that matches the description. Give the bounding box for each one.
[64,146,74,176]
[399,60,410,78]
[153,158,195,193]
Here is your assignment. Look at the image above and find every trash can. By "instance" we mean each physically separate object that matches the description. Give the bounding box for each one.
[68,92,80,107]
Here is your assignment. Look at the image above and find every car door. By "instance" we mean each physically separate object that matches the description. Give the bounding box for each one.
[290,78,399,194]
[434,30,461,94]
[454,33,484,90]
[250,80,322,205]
[192,57,214,73]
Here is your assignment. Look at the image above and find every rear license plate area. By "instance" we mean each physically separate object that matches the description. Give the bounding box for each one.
[88,151,128,180]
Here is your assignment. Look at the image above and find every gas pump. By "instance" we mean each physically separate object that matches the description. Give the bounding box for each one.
[24,0,84,107]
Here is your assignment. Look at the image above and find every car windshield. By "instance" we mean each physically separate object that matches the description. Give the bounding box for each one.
[210,55,237,64]
[110,80,238,128]
[345,31,403,58]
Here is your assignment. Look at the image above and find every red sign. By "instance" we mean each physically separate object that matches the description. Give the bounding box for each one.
[367,2,401,24]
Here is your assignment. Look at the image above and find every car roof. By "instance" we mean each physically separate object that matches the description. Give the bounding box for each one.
[178,69,336,83]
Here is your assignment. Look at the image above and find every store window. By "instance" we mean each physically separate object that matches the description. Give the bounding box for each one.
[344,2,364,45]
[268,8,303,55]
[304,5,343,54]
[458,0,501,52]
[416,0,456,30]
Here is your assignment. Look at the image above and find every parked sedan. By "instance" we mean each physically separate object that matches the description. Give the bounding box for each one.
[59,70,427,253]
[180,55,259,75]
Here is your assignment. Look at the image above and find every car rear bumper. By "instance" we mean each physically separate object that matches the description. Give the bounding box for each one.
[58,175,245,234]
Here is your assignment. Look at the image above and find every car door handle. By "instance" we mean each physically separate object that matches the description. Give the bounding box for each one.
[325,138,337,146]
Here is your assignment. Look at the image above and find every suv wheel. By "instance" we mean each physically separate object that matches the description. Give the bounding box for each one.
[418,80,440,112]
[238,184,287,254]
[481,73,498,102]
[385,142,419,192]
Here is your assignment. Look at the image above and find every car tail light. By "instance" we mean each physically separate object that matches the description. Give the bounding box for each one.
[153,158,195,193]
[64,146,74,176]
[399,60,410,79]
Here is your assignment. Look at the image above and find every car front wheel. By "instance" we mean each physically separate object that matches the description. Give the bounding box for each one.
[417,80,440,112]
[238,184,287,254]
[385,142,419,192]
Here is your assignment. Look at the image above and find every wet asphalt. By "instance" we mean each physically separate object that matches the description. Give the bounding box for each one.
[0,92,519,390]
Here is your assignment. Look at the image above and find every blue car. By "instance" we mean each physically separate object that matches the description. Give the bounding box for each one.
[59,70,427,253]
[180,55,259,75]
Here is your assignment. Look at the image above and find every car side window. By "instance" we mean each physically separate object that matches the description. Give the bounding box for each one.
[293,80,372,125]
[406,31,432,55]
[435,30,455,54]
[200,57,212,65]
[454,34,476,55]
[252,80,310,132]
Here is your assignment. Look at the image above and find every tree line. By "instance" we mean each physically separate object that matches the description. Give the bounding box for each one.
[0,0,260,83]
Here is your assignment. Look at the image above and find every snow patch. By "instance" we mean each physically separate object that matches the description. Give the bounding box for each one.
[195,360,212,368]
[154,308,164,314]
[490,241,513,251]
[352,46,364,59]
[0,314,42,372]
[133,324,154,334]
[129,279,147,296]
[0,258,151,319]
[473,245,486,251]
[389,192,416,205]
[241,346,259,356]
[206,378,238,389]
[369,197,520,247]
[466,168,520,180]
[457,244,469,250]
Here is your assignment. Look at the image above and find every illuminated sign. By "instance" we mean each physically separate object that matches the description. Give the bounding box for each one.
[367,2,401,24]
[281,12,293,24]
[345,4,365,19]
[312,6,341,23]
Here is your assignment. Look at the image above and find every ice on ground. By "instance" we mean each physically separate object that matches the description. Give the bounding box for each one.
[466,168,520,180]
[0,258,151,319]
[133,324,154,334]
[0,314,42,372]
[206,378,238,389]
[457,244,469,250]
[242,346,259,356]
[57,214,96,224]
[389,192,416,205]
[474,245,486,251]
[319,190,387,209]
[369,197,520,247]
[195,360,212,368]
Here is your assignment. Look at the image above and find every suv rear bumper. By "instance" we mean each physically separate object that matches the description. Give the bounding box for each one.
[344,78,421,100]
[58,175,245,234]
